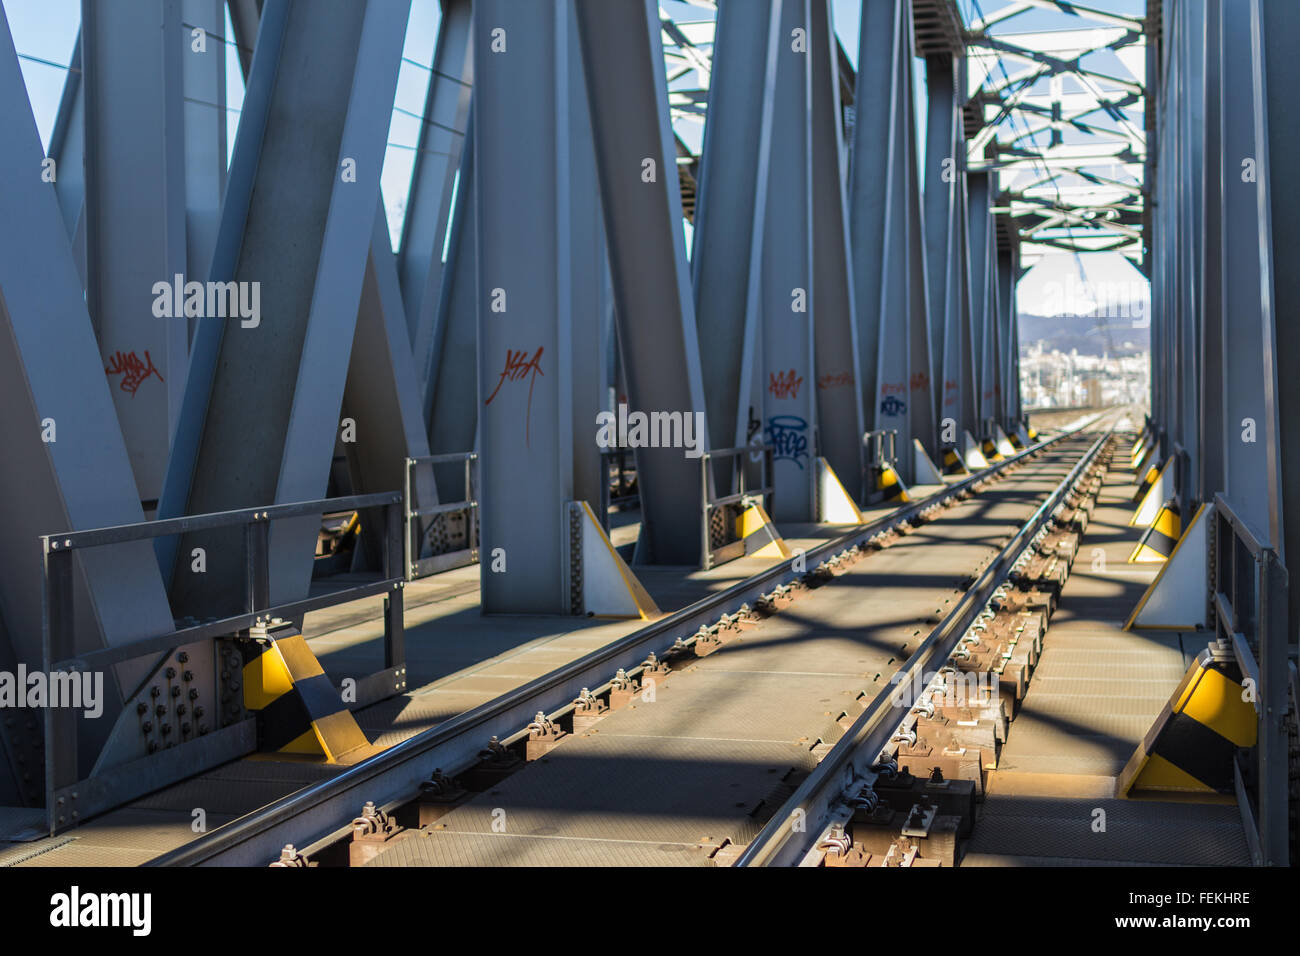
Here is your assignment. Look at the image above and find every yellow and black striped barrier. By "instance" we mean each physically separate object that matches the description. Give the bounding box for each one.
[1129,499,1180,562]
[1119,644,1256,795]
[874,463,910,503]
[981,438,1005,462]
[941,446,970,476]
[735,500,791,559]
[242,624,370,761]
[1131,462,1160,504]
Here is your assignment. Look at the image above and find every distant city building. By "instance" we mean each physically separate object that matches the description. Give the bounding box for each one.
[1020,339,1150,410]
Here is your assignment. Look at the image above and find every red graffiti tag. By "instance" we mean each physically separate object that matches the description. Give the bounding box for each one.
[911,371,930,391]
[817,370,854,390]
[485,346,545,446]
[880,381,907,396]
[768,369,803,399]
[105,350,164,396]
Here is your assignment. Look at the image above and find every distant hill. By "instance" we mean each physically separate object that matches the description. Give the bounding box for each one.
[1018,311,1150,357]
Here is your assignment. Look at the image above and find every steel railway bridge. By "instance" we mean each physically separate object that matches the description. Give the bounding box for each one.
[0,0,1294,871]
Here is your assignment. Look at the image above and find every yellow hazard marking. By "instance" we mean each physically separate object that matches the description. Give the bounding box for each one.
[1131,753,1215,793]
[243,646,294,710]
[736,503,792,558]
[1178,666,1256,747]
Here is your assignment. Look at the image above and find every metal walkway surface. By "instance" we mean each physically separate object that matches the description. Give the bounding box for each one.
[962,443,1251,866]
[361,445,1084,866]
[0,497,941,867]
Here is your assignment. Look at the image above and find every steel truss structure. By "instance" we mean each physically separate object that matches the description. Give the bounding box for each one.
[0,0,1292,858]
[1144,0,1298,864]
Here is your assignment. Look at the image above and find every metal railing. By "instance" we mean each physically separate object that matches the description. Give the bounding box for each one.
[40,491,407,833]
[147,412,1076,866]
[1211,494,1292,865]
[862,428,900,502]
[863,428,898,469]
[404,452,478,579]
[699,444,774,570]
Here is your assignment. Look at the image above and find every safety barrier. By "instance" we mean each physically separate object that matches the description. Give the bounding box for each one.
[699,444,775,570]
[1210,494,1292,865]
[40,491,407,833]
[404,452,478,579]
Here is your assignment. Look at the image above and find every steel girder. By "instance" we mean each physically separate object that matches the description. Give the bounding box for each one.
[690,0,780,478]
[0,8,183,805]
[160,0,410,615]
[46,30,85,284]
[398,0,473,396]
[923,54,956,416]
[694,0,863,516]
[472,0,579,612]
[924,52,981,447]
[850,0,937,484]
[967,171,999,433]
[964,3,1147,268]
[808,0,867,505]
[81,0,227,506]
[575,0,710,565]
[1148,0,1298,861]
[756,0,817,521]
[224,0,439,577]
[996,243,1019,431]
[424,111,479,500]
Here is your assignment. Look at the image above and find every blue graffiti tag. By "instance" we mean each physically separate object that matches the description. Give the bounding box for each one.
[765,415,809,469]
[879,395,907,416]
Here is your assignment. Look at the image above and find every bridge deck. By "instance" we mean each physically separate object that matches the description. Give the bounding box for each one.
[962,451,1251,866]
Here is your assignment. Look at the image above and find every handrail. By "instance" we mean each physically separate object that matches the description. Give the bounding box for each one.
[41,490,408,834]
[148,421,1072,866]
[404,453,479,579]
[1210,491,1290,865]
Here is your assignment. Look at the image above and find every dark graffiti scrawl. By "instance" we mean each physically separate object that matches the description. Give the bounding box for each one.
[765,414,809,469]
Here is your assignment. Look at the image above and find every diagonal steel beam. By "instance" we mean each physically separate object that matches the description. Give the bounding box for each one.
[575,0,710,564]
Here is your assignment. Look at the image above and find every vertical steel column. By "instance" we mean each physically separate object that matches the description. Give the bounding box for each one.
[574,0,711,564]
[474,0,574,612]
[967,170,995,432]
[996,246,1015,432]
[691,0,780,474]
[1258,0,1300,858]
[563,5,609,511]
[1199,0,1225,499]
[922,53,956,408]
[1178,0,1204,505]
[850,0,935,484]
[81,0,191,505]
[940,159,979,444]
[809,0,866,502]
[757,0,817,521]
[1217,0,1275,542]
[1257,0,1300,643]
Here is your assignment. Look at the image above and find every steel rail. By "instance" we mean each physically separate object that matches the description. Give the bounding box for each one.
[736,420,1117,867]
[148,418,1105,866]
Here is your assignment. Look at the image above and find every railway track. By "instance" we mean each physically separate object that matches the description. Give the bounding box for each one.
[149,413,1121,867]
